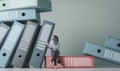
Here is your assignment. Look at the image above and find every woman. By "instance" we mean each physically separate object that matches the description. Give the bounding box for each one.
[47,35,60,69]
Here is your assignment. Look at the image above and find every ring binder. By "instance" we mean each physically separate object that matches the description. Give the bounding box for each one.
[46,56,94,68]
[0,0,51,12]
[105,36,120,52]
[0,9,40,22]
[29,20,55,68]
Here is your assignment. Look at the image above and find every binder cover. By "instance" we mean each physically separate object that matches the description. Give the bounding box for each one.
[0,23,10,49]
[0,0,51,12]
[46,56,94,68]
[12,21,40,68]
[0,21,25,68]
[0,9,40,22]
[105,36,120,52]
[29,20,55,68]
[83,42,120,65]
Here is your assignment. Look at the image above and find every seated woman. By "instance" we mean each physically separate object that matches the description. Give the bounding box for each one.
[47,35,60,69]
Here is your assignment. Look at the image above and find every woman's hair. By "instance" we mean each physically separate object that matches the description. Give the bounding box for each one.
[53,35,59,42]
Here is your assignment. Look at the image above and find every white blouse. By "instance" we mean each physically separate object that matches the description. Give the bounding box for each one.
[49,41,60,51]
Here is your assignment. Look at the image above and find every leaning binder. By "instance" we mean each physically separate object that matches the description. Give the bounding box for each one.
[29,20,55,68]
[0,0,51,12]
[0,22,25,68]
[12,21,40,68]
[105,36,120,52]
[0,23,10,49]
[46,56,94,68]
[83,42,120,65]
[0,9,40,22]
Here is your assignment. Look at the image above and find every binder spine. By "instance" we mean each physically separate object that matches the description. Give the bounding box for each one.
[0,23,10,48]
[29,20,55,68]
[0,22,25,68]
[105,36,120,52]
[83,42,120,65]
[12,21,40,68]
[0,0,51,12]
[46,56,94,68]
[0,9,40,22]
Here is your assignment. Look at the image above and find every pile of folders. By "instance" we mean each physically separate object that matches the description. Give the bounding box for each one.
[0,0,96,69]
[83,36,120,66]
[0,0,55,68]
[2,0,119,69]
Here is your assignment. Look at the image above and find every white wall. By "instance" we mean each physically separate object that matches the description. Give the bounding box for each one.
[41,0,120,67]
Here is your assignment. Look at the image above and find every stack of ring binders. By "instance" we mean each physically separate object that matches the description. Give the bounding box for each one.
[83,36,120,65]
[0,0,55,68]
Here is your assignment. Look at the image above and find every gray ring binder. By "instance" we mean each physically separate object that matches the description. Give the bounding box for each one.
[0,0,51,12]
[0,9,40,22]
[29,20,55,68]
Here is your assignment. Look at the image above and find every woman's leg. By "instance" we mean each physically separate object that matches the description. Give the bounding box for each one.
[56,50,60,63]
[51,55,54,62]
[49,51,55,66]
[54,50,60,66]
[54,56,57,66]
[50,50,59,68]
[53,53,57,69]
[51,51,55,62]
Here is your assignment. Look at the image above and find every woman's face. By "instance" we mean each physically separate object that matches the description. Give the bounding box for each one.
[52,37,57,42]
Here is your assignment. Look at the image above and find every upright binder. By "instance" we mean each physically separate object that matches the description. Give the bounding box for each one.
[105,36,120,52]
[29,20,55,68]
[0,22,25,68]
[0,0,51,12]
[0,9,40,22]
[83,42,120,65]
[46,56,94,68]
[12,21,40,68]
[0,23,10,49]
